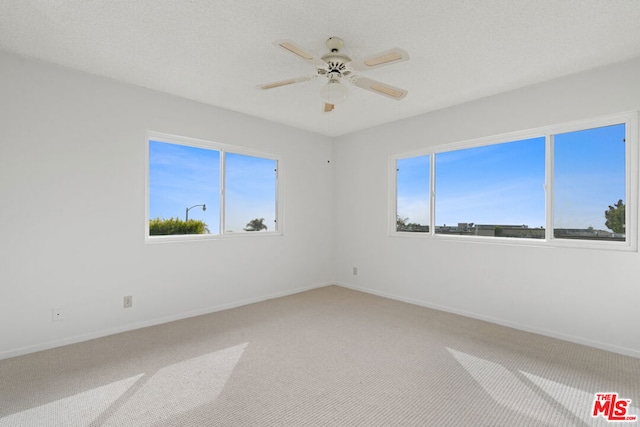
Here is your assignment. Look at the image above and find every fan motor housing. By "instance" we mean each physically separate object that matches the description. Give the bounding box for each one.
[321,37,351,77]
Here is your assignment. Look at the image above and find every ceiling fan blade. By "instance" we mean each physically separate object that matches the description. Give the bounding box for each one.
[275,40,328,68]
[324,103,335,113]
[348,48,409,72]
[257,76,315,90]
[351,76,408,100]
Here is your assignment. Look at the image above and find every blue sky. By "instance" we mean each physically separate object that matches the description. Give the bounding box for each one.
[397,155,431,226]
[553,124,625,230]
[436,136,546,228]
[149,141,276,234]
[224,152,277,232]
[397,123,626,231]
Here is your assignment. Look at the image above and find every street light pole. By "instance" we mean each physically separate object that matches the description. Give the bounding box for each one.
[185,204,206,221]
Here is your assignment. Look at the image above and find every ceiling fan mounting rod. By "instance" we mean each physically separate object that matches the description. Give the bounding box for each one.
[326,36,344,52]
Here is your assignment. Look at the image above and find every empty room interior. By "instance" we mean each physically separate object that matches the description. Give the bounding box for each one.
[1,1,640,426]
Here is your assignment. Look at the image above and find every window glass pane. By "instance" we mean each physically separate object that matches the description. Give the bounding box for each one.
[225,152,277,233]
[148,141,220,236]
[435,137,545,238]
[553,124,626,241]
[396,155,430,232]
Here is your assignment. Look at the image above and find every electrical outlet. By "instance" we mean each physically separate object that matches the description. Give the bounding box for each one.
[123,295,133,309]
[353,267,358,276]
[52,309,64,321]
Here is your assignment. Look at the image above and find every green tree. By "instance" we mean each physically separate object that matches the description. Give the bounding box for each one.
[244,218,267,232]
[604,199,625,234]
[149,217,207,235]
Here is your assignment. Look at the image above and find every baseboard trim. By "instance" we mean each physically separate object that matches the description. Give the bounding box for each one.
[335,282,640,360]
[6,281,638,361]
[0,281,332,361]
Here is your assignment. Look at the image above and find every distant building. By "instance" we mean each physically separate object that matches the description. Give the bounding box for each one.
[475,224,545,239]
[553,228,617,240]
[419,222,620,241]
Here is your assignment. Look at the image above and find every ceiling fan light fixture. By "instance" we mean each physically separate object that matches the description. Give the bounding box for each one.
[260,38,409,109]
[320,79,348,104]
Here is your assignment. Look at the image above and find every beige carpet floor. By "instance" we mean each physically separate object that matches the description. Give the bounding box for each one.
[0,285,639,426]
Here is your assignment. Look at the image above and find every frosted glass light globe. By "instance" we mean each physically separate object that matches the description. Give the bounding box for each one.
[320,79,348,104]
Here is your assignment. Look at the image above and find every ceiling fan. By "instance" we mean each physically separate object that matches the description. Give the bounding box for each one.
[257,37,409,112]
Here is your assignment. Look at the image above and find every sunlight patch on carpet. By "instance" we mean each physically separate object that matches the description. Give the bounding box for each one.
[103,342,248,426]
[0,343,247,427]
[0,374,144,427]
[447,348,576,425]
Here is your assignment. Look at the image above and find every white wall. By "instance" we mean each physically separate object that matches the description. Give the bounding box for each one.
[0,51,334,358]
[333,58,640,358]
[3,49,640,360]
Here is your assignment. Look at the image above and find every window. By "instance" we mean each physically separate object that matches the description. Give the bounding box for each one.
[553,124,626,241]
[149,141,221,235]
[435,137,545,238]
[146,132,281,241]
[392,113,637,250]
[224,152,277,233]
[396,155,430,232]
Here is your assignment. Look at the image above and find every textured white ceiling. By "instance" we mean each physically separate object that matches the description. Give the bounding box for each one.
[2,1,640,136]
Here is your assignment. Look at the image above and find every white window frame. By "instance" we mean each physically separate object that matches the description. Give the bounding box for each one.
[390,112,638,251]
[145,131,283,243]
